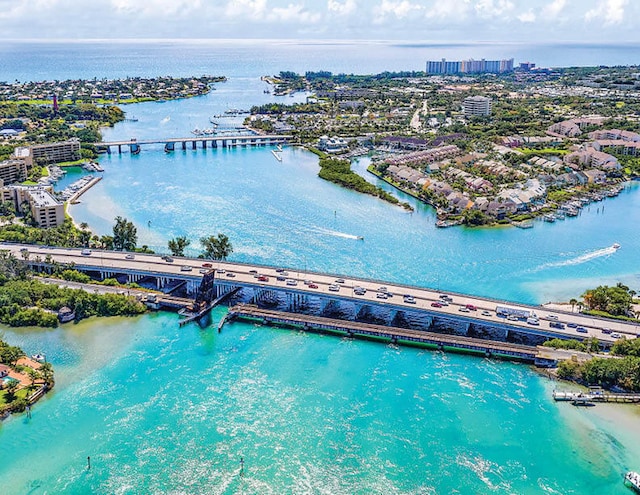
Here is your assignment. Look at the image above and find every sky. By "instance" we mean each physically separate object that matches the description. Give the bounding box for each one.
[0,0,638,43]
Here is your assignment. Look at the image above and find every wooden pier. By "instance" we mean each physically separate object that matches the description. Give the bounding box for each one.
[226,304,551,363]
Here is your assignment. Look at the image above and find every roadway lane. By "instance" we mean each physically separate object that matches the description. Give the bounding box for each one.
[3,243,638,343]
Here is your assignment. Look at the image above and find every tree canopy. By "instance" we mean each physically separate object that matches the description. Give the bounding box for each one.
[112,216,137,251]
[200,233,233,261]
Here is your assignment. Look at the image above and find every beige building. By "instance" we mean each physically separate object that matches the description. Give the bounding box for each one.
[28,139,81,165]
[0,184,65,228]
[27,188,65,228]
[0,159,28,184]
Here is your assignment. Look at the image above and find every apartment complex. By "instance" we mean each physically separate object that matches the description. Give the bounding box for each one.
[426,58,514,75]
[0,183,65,228]
[462,96,492,117]
[0,159,28,184]
[24,139,81,165]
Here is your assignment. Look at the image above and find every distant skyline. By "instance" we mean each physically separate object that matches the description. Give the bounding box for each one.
[0,0,638,43]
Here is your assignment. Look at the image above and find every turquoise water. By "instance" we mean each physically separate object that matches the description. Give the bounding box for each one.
[1,312,638,494]
[1,41,639,494]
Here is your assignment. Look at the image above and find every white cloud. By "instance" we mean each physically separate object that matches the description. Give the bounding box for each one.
[327,0,357,16]
[267,3,321,23]
[517,9,536,23]
[425,0,471,20]
[112,0,201,16]
[474,0,514,19]
[373,0,423,23]
[542,0,566,18]
[585,0,628,25]
[225,0,268,19]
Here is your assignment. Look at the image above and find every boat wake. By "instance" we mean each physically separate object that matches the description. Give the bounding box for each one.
[309,227,363,240]
[535,246,617,271]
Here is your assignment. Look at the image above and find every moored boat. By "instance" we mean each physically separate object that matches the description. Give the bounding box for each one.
[625,472,640,493]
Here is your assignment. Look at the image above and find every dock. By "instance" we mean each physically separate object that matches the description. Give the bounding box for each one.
[271,149,282,162]
[552,390,640,403]
[67,176,102,204]
[226,304,548,362]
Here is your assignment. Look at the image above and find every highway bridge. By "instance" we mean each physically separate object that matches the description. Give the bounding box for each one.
[94,134,291,154]
[3,243,638,348]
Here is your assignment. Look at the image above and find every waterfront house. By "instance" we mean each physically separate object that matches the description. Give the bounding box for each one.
[0,364,10,378]
[582,169,606,184]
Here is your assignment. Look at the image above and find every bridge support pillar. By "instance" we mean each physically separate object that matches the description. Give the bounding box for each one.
[212,140,217,149]
[118,145,122,154]
[192,141,197,150]
[182,141,186,150]
[106,146,111,154]
[202,140,207,149]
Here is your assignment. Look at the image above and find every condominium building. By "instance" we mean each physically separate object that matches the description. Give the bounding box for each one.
[0,159,28,184]
[426,58,514,75]
[27,188,65,228]
[28,139,81,165]
[462,96,492,117]
[0,184,65,228]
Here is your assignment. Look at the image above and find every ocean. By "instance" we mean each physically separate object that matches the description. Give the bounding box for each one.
[0,40,639,494]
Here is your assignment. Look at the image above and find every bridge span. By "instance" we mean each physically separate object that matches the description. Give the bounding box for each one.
[95,134,291,154]
[3,243,638,348]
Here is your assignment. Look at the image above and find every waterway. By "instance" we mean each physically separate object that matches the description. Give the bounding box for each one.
[1,41,639,494]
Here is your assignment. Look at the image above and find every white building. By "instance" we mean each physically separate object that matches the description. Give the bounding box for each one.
[462,96,492,117]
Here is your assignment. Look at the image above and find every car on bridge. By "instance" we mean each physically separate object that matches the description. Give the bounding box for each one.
[549,321,565,329]
[286,279,297,286]
[465,304,477,311]
[576,327,588,333]
[202,263,212,268]
[125,253,135,260]
[225,273,236,278]
[161,255,173,262]
[257,275,269,282]
[308,283,319,289]
[180,265,192,272]
[458,307,470,313]
[431,302,443,308]
[328,284,340,292]
[403,295,416,304]
[81,249,92,256]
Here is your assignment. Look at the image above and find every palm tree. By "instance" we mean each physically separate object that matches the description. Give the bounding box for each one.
[569,298,578,312]
[39,362,54,389]
[577,302,584,313]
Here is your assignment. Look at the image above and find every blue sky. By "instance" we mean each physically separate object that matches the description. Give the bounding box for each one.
[0,0,638,42]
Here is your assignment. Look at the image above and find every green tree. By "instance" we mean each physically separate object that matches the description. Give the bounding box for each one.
[4,378,19,401]
[112,216,137,251]
[168,236,191,257]
[200,233,234,261]
[39,362,54,388]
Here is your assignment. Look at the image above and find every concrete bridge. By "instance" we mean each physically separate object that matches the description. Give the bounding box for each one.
[94,134,291,154]
[3,243,639,349]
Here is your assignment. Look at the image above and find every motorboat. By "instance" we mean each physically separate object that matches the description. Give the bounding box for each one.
[612,243,621,250]
[625,471,640,493]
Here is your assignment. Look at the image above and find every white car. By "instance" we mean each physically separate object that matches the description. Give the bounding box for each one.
[328,284,340,292]
[125,253,135,260]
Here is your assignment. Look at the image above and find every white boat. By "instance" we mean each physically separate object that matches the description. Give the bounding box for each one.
[31,353,46,363]
[613,243,621,250]
[625,472,640,493]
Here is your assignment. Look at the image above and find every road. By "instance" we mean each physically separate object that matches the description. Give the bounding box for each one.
[4,243,638,344]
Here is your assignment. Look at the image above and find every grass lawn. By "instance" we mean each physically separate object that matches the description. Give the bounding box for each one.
[0,386,30,407]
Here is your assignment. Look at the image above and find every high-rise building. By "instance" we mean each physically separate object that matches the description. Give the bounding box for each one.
[462,96,492,117]
[426,58,515,75]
